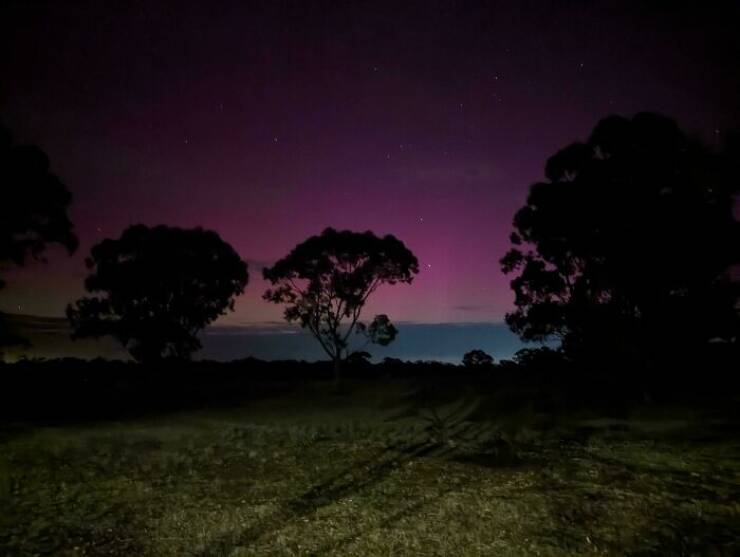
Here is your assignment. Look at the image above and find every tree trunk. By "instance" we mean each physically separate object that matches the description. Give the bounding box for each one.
[333,356,342,391]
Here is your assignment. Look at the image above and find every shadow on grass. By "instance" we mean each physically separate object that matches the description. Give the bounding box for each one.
[194,438,458,556]
[532,442,740,556]
[195,394,542,555]
[308,482,465,555]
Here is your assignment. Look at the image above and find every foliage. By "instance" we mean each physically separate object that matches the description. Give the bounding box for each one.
[0,126,78,291]
[67,225,248,362]
[356,313,398,347]
[263,228,418,382]
[462,349,494,367]
[513,347,563,367]
[501,113,740,363]
[346,350,372,365]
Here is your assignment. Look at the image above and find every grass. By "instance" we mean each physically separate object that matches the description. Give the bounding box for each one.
[1,380,738,556]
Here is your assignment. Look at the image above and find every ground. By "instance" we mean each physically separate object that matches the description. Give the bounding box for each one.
[1,380,738,556]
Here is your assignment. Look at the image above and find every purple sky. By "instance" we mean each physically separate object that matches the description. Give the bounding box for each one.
[2,1,739,327]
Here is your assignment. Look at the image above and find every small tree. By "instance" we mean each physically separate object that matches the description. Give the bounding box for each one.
[356,313,398,346]
[67,225,248,362]
[462,349,494,368]
[346,350,372,366]
[263,228,418,388]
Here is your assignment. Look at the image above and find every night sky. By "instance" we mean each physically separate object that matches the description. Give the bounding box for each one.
[2,1,740,335]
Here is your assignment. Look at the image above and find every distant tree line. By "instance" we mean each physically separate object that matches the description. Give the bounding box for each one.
[2,343,736,421]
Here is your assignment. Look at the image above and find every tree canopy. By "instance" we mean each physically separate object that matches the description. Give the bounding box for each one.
[67,225,248,362]
[263,227,418,385]
[501,113,739,365]
[462,349,494,367]
[0,126,77,290]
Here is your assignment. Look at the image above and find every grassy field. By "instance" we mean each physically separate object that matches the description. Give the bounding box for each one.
[1,380,738,556]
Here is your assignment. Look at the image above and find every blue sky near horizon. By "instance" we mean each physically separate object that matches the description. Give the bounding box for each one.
[198,322,533,363]
[5,314,538,363]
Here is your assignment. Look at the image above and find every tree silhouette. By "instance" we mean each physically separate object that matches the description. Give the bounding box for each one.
[263,228,418,388]
[346,350,372,366]
[0,126,78,289]
[356,313,398,347]
[501,113,739,368]
[1,125,78,351]
[462,349,494,367]
[67,225,248,362]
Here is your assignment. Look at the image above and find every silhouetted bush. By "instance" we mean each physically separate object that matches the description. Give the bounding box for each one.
[462,349,494,367]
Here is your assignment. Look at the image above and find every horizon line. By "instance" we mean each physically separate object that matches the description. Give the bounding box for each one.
[3,312,509,330]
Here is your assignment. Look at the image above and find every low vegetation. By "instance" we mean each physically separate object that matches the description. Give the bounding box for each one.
[1,378,738,556]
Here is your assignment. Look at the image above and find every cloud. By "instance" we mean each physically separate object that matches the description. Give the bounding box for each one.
[452,304,498,313]
[205,321,300,336]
